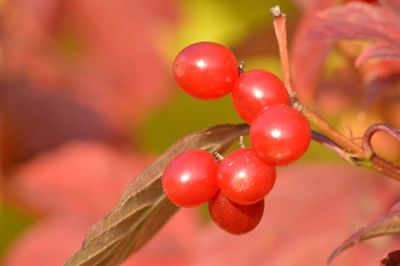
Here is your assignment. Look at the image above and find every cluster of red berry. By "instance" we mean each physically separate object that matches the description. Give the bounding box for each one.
[162,42,311,235]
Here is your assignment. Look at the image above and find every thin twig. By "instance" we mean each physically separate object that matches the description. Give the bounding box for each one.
[271,6,296,100]
[303,109,365,158]
[311,131,400,180]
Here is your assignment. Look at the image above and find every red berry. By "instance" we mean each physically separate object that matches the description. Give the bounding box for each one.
[173,42,238,100]
[218,148,276,205]
[162,150,218,207]
[208,191,264,235]
[250,105,311,165]
[232,70,289,123]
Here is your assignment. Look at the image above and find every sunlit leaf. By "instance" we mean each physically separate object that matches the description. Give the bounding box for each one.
[362,60,400,102]
[303,2,400,102]
[309,3,400,63]
[356,43,400,66]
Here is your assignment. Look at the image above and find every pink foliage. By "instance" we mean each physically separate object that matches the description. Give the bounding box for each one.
[4,163,398,265]
[292,1,400,105]
[7,142,151,219]
[2,0,178,129]
[3,142,152,265]
[1,1,399,265]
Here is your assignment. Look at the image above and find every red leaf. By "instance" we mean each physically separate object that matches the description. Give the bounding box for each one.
[309,3,400,65]
[140,164,399,266]
[327,201,400,265]
[2,210,199,266]
[305,2,400,102]
[2,0,178,127]
[291,0,336,104]
[381,0,400,13]
[2,217,92,266]
[361,60,400,102]
[290,0,321,12]
[0,86,125,171]
[4,164,399,265]
[311,3,400,43]
[8,142,150,220]
[356,43,400,66]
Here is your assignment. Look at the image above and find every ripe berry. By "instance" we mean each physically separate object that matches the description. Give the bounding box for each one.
[162,150,218,207]
[250,105,311,165]
[173,42,238,100]
[232,70,289,123]
[208,191,264,235]
[218,148,276,205]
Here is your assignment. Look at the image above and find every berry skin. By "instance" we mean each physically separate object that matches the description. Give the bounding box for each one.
[173,42,238,100]
[218,148,276,205]
[232,70,289,123]
[250,105,311,166]
[162,150,218,208]
[208,191,264,235]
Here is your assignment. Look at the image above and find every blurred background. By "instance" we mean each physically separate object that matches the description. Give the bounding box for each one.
[0,0,400,265]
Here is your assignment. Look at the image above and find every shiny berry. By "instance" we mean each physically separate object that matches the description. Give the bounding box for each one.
[218,148,276,205]
[208,191,264,235]
[250,105,311,165]
[162,150,218,207]
[232,70,289,123]
[173,42,238,100]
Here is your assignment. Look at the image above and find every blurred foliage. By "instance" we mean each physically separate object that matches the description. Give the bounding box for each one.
[165,0,298,57]
[5,0,399,264]
[324,49,349,78]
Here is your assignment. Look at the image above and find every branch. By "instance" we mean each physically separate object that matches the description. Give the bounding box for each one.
[271,5,400,180]
[271,7,295,99]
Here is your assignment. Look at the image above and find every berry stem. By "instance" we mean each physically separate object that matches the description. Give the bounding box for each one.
[213,151,225,162]
[271,6,400,180]
[239,136,245,148]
